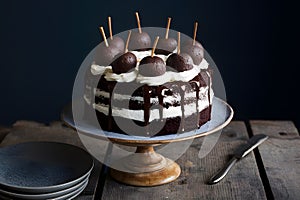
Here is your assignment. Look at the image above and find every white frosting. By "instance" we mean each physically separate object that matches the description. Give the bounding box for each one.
[93,86,209,105]
[91,63,112,76]
[131,50,170,62]
[90,50,209,86]
[105,70,138,82]
[93,98,209,122]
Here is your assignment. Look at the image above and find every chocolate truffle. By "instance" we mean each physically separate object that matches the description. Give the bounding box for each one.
[111,52,137,74]
[166,53,194,72]
[182,39,204,59]
[139,56,166,77]
[182,45,203,65]
[108,36,125,51]
[155,38,177,54]
[128,32,151,51]
[95,45,121,66]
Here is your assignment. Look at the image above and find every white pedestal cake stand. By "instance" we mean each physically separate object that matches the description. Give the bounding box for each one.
[61,97,233,186]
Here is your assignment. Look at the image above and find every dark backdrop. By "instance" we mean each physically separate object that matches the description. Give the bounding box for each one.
[0,0,299,128]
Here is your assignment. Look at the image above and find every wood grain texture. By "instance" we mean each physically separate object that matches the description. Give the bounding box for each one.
[250,120,300,200]
[0,121,102,200]
[101,121,266,200]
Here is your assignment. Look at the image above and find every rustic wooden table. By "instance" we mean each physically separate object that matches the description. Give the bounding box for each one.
[0,120,299,200]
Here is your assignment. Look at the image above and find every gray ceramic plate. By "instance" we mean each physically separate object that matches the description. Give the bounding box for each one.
[56,179,88,200]
[62,97,234,145]
[0,176,89,200]
[0,142,94,193]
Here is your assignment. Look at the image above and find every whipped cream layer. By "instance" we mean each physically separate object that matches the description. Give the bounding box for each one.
[93,98,209,123]
[90,50,209,86]
[84,86,210,122]
[92,86,209,105]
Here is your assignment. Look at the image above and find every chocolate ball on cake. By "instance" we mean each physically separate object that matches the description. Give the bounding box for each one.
[107,17,125,51]
[128,32,151,50]
[139,36,166,76]
[129,12,152,50]
[108,36,125,51]
[111,52,137,74]
[182,39,205,58]
[155,38,177,55]
[139,56,166,77]
[95,26,123,66]
[166,53,194,72]
[182,22,204,61]
[95,44,121,66]
[182,45,203,65]
[155,17,177,54]
[166,32,193,72]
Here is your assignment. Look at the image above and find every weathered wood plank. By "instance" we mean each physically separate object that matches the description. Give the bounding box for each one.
[0,120,102,199]
[250,120,300,200]
[101,121,266,200]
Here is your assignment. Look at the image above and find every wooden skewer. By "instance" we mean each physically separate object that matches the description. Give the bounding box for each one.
[99,26,109,47]
[135,12,142,33]
[125,30,132,53]
[165,17,171,39]
[193,21,198,46]
[177,32,181,54]
[151,36,159,57]
[108,16,113,40]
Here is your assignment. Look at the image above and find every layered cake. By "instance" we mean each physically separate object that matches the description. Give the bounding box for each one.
[83,15,213,136]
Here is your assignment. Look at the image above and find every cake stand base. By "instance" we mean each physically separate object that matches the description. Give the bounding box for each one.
[110,146,181,186]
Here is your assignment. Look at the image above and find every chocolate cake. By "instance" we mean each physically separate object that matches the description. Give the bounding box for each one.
[83,16,213,137]
[84,47,213,137]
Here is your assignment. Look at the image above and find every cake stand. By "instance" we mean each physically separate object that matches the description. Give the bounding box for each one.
[61,97,233,186]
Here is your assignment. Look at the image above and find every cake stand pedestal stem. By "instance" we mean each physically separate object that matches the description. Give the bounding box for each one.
[135,146,154,153]
[110,145,181,186]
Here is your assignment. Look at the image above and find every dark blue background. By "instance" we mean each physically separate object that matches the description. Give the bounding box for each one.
[0,0,299,128]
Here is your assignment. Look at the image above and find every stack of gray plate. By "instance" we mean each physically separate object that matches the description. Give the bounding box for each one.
[0,142,94,200]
